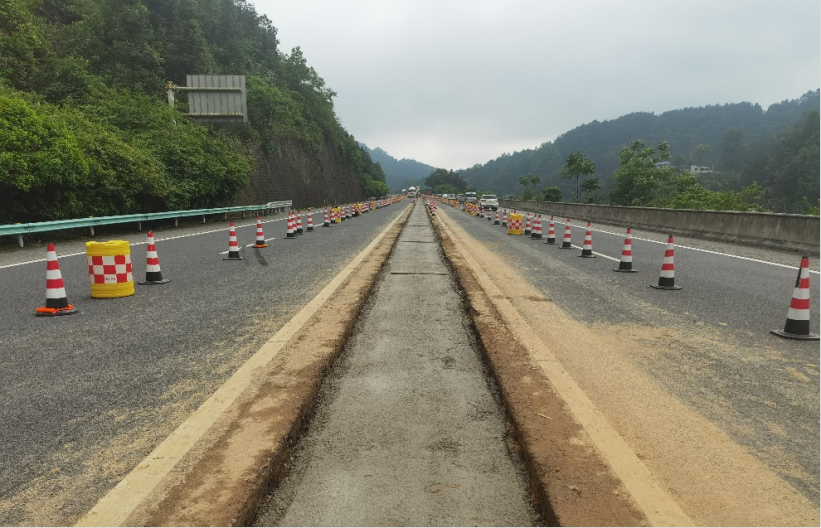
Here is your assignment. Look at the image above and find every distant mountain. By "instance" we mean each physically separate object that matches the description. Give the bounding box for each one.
[360,145,436,192]
[460,89,820,201]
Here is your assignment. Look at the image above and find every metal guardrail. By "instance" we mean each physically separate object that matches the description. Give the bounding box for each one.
[0,201,293,248]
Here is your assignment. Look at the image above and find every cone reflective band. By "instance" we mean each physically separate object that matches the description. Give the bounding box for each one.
[560,219,572,248]
[225,222,244,258]
[307,209,314,231]
[323,208,330,227]
[546,216,556,244]
[651,235,681,290]
[771,256,818,340]
[524,213,531,236]
[614,228,638,272]
[286,212,296,238]
[579,222,595,258]
[252,219,267,248]
[139,231,171,284]
[36,243,77,316]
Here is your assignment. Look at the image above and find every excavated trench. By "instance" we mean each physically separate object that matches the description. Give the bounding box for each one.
[251,201,543,526]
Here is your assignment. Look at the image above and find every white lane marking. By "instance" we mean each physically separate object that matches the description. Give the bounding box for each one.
[537,218,820,275]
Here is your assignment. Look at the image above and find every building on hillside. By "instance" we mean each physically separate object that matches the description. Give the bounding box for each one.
[689,165,712,175]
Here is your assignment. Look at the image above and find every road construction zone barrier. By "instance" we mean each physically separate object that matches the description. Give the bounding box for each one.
[86,240,135,298]
[334,207,342,223]
[36,243,78,316]
[508,214,523,235]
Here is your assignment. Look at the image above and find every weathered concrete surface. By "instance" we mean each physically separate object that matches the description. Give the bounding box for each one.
[501,200,820,254]
[254,202,538,526]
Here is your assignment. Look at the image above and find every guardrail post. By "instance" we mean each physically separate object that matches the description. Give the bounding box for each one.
[89,226,94,237]
[175,218,179,227]
[138,221,141,231]
[202,215,206,224]
[17,234,23,248]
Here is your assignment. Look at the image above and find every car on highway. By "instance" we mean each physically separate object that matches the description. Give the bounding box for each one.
[479,194,499,210]
[464,191,478,204]
[457,194,465,203]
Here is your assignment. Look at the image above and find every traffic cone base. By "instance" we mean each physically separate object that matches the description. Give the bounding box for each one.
[36,305,77,316]
[770,327,819,341]
[578,254,596,258]
[650,281,681,290]
[614,266,638,273]
[138,277,171,285]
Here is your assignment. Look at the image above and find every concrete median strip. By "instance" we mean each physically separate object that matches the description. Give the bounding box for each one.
[76,204,409,526]
[435,209,694,527]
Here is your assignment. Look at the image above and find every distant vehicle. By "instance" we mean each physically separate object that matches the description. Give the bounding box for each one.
[464,191,478,204]
[408,186,417,198]
[479,194,498,210]
[457,194,465,203]
[424,187,433,195]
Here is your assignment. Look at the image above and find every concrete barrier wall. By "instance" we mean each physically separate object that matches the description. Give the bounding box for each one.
[499,200,820,254]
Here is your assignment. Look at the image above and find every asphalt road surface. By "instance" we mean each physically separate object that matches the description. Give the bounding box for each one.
[0,204,406,526]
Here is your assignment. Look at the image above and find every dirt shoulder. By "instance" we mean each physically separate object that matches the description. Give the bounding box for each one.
[104,207,411,527]
[434,206,820,527]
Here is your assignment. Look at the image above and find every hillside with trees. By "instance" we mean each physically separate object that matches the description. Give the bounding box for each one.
[361,145,435,192]
[0,0,387,223]
[460,91,819,213]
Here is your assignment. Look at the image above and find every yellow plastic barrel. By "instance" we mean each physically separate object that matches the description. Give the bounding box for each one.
[508,214,524,235]
[334,207,342,223]
[85,240,135,298]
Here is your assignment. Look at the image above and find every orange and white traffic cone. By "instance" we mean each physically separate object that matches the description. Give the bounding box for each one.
[252,218,268,248]
[579,222,595,258]
[323,207,331,227]
[296,210,303,234]
[286,212,296,239]
[36,243,77,316]
[559,219,572,249]
[307,209,314,231]
[502,209,508,227]
[224,222,243,260]
[614,228,638,272]
[139,231,171,284]
[340,205,346,222]
[546,216,556,244]
[524,213,532,236]
[771,256,818,340]
[531,215,542,239]
[494,209,500,225]
[651,235,681,290]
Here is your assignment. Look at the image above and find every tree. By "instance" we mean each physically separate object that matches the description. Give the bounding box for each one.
[610,140,678,206]
[560,150,595,202]
[690,144,711,167]
[719,129,749,172]
[518,173,540,200]
[541,187,562,202]
[580,178,601,202]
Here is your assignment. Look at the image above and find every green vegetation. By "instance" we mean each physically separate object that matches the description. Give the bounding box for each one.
[460,91,819,213]
[560,150,595,203]
[424,168,468,195]
[0,0,384,223]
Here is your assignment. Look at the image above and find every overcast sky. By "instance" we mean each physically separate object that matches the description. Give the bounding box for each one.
[254,0,820,169]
